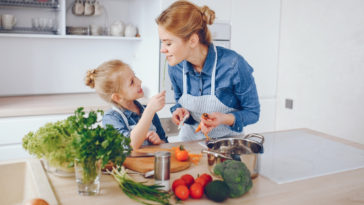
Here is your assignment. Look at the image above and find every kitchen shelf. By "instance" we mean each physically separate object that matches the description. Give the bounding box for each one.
[0,0,60,9]
[0,27,58,35]
[0,32,142,40]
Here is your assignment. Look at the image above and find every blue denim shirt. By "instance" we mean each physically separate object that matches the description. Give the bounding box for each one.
[102,100,168,145]
[168,44,260,132]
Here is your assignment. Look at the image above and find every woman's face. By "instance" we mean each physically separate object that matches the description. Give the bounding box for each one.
[118,68,144,101]
[158,26,190,66]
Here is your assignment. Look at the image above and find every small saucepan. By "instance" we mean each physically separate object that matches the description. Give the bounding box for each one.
[201,133,264,179]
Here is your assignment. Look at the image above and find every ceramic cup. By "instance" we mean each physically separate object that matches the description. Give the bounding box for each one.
[90,25,102,36]
[2,14,16,30]
[93,0,103,16]
[110,21,124,36]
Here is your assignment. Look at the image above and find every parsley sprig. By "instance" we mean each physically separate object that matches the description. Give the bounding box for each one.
[70,107,132,183]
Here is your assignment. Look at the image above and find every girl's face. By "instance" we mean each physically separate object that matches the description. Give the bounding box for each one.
[118,67,144,101]
[158,26,190,66]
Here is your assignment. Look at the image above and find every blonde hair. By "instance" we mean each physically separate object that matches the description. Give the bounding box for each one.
[156,0,215,46]
[85,59,129,103]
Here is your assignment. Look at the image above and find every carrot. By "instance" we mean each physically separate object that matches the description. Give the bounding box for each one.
[195,113,209,133]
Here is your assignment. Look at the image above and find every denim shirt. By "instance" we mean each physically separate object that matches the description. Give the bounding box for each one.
[168,44,260,132]
[102,100,168,145]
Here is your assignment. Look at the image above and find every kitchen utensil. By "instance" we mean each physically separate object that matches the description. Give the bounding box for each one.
[128,151,155,158]
[83,0,94,16]
[72,0,84,16]
[2,14,16,30]
[201,133,264,178]
[66,26,89,35]
[110,20,124,36]
[178,113,190,130]
[154,151,171,191]
[123,147,191,173]
[124,24,137,37]
[93,0,103,16]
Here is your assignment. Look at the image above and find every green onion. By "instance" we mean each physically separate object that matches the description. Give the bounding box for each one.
[109,166,172,205]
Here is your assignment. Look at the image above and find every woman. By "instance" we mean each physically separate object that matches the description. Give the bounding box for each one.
[156,0,260,141]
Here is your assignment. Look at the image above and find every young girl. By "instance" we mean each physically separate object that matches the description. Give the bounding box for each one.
[85,59,168,149]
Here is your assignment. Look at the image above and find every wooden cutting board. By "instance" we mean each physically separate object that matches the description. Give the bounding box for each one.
[123,147,191,173]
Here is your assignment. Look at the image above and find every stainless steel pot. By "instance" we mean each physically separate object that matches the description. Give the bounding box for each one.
[201,133,264,179]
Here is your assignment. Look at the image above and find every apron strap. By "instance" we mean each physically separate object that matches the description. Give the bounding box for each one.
[112,106,130,130]
[182,45,218,96]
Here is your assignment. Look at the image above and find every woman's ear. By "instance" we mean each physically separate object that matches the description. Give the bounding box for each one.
[188,33,199,48]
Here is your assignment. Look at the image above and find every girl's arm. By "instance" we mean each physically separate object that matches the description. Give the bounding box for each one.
[130,91,166,149]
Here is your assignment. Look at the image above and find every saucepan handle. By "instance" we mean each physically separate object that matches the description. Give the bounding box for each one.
[201,149,232,160]
[244,133,264,144]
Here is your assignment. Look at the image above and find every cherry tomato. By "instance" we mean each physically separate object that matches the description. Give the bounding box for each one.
[172,179,186,192]
[181,174,195,187]
[175,185,189,200]
[200,173,212,184]
[189,183,203,199]
[175,149,189,161]
[195,177,208,188]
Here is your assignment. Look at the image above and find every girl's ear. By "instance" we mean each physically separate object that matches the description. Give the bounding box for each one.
[188,33,199,48]
[111,93,120,103]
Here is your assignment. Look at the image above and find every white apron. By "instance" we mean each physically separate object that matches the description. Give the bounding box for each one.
[112,106,156,146]
[178,45,244,141]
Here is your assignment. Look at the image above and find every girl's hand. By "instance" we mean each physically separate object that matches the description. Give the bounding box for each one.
[147,131,162,145]
[147,91,166,113]
[172,108,190,126]
[200,112,235,135]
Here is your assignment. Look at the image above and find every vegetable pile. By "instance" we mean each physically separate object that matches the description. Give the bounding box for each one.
[110,166,172,205]
[172,173,212,201]
[214,160,252,198]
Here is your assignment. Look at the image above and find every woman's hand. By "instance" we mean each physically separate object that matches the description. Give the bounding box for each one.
[147,91,166,113]
[147,131,162,145]
[200,112,235,135]
[172,108,190,125]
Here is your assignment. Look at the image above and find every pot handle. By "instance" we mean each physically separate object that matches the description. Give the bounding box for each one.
[201,149,232,160]
[244,133,264,144]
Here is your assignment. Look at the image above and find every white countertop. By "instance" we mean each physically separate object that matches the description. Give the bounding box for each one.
[0,93,174,118]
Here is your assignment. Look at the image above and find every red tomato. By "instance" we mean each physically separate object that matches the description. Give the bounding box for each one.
[172,179,186,192]
[200,173,212,184]
[176,149,189,161]
[195,177,208,188]
[175,185,189,200]
[189,183,203,199]
[181,174,195,187]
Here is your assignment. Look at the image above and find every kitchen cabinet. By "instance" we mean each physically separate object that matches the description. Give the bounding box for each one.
[0,0,143,40]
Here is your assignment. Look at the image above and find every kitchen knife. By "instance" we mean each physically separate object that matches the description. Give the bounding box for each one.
[128,151,155,158]
[178,114,190,129]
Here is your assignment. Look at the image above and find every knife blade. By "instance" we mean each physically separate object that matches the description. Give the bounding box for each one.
[178,114,190,130]
[128,151,155,158]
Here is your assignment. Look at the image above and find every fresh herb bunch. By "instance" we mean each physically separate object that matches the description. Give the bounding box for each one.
[22,119,78,168]
[70,107,132,183]
[110,166,172,205]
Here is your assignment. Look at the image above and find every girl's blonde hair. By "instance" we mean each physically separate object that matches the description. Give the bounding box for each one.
[85,59,129,103]
[156,0,215,46]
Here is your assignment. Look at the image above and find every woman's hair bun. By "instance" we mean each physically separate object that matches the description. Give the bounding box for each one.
[200,5,215,25]
[85,68,97,88]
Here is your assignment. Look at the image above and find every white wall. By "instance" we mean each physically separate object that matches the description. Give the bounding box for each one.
[276,0,364,144]
[0,0,160,97]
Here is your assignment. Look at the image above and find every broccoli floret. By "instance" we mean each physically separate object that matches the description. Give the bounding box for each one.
[213,160,252,198]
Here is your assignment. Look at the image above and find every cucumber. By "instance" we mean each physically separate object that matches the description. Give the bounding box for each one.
[205,180,230,202]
